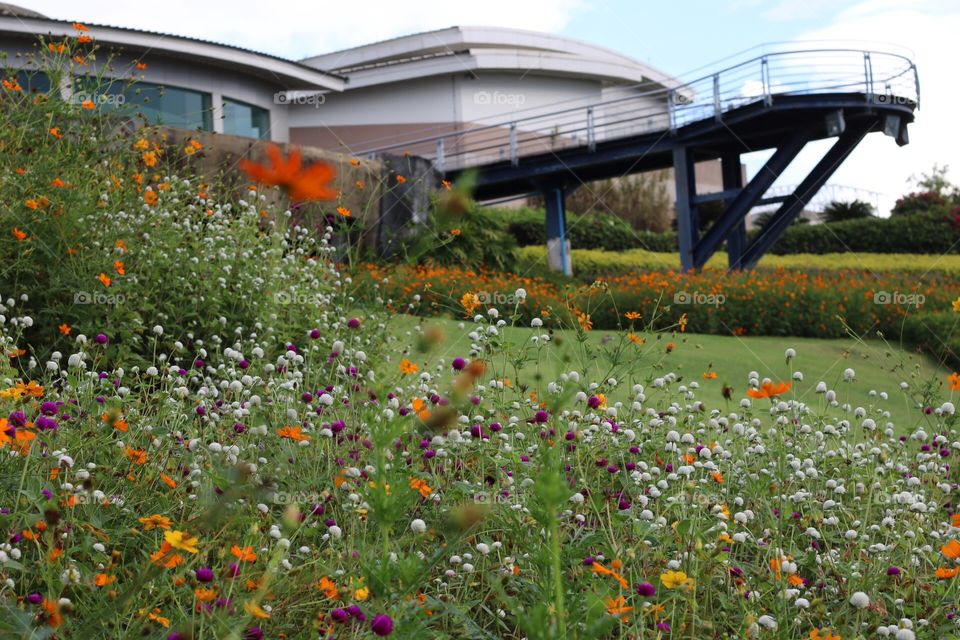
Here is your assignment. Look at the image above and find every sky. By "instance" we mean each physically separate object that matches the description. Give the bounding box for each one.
[22,0,960,214]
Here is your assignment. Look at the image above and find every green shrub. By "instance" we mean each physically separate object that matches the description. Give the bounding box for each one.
[762,210,960,254]
[491,207,678,251]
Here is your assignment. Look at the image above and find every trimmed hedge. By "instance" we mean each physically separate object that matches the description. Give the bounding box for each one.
[489,207,960,255]
[516,246,960,281]
[762,210,960,255]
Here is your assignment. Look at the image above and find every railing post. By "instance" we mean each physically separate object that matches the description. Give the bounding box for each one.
[435,138,444,173]
[713,73,721,122]
[667,89,676,133]
[863,52,874,101]
[761,56,772,107]
[509,123,518,167]
[586,106,596,152]
[912,63,920,108]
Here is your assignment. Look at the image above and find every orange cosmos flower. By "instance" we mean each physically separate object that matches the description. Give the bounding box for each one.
[72,22,88,31]
[58,324,71,336]
[81,100,95,110]
[48,127,62,138]
[935,566,959,579]
[747,381,792,399]
[143,191,158,206]
[139,514,172,531]
[317,576,339,599]
[576,311,593,332]
[94,573,116,587]
[276,425,310,442]
[164,530,200,554]
[98,272,112,287]
[951,514,960,528]
[591,561,629,589]
[949,372,960,391]
[194,588,217,602]
[624,311,642,321]
[160,473,177,488]
[409,477,433,498]
[396,175,407,184]
[703,371,718,380]
[605,595,632,617]
[135,62,147,71]
[51,178,66,188]
[336,206,351,217]
[942,539,960,559]
[411,398,431,420]
[2,78,22,92]
[243,600,271,619]
[11,228,26,241]
[399,359,419,375]
[627,333,645,346]
[76,34,93,44]
[113,261,125,276]
[124,447,147,465]
[231,545,257,562]
[239,144,337,202]
[461,292,480,317]
[150,543,185,568]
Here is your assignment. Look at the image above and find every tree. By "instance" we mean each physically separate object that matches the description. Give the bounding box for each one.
[822,199,874,223]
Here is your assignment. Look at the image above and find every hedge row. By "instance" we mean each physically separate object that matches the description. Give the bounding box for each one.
[516,246,960,280]
[487,208,960,255]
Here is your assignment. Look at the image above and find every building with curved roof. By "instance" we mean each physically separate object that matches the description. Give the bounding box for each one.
[292,25,682,157]
[0,6,342,142]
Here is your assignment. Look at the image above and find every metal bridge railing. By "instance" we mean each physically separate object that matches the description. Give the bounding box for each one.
[356,48,918,172]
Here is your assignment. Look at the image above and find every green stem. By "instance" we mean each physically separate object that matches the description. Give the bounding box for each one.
[549,515,566,639]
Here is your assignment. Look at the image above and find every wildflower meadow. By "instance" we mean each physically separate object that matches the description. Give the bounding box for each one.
[2,30,960,640]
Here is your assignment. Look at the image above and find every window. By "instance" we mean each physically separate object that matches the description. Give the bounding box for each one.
[15,70,51,94]
[222,97,271,140]
[78,77,212,131]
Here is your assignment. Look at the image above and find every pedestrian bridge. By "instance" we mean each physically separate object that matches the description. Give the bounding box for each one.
[359,48,919,273]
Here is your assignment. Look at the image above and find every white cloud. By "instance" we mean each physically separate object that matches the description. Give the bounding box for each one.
[23,0,587,59]
[746,0,960,214]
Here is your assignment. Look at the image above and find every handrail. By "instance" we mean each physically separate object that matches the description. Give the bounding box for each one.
[355,47,918,172]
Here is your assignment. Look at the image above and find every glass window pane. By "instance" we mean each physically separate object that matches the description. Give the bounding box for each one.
[222,98,270,140]
[15,70,51,94]
[77,77,212,131]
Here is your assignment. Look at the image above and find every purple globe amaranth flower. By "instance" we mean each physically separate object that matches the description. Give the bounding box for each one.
[371,614,393,636]
[39,401,58,416]
[195,406,206,417]
[346,604,366,621]
[27,593,43,605]
[35,416,58,431]
[8,411,26,428]
[534,410,549,423]
[243,628,264,640]
[452,357,466,370]
[348,318,361,329]
[887,566,901,576]
[309,329,321,339]
[238,359,250,369]
[302,392,313,403]
[587,395,602,409]
[94,333,108,345]
[167,634,185,640]
[330,608,349,622]
[196,567,214,582]
[636,582,657,597]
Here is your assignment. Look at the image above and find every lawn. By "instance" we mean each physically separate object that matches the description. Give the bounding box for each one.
[387,314,949,429]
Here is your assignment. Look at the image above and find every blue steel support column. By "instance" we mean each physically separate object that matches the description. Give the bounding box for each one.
[722,152,746,269]
[672,145,697,271]
[544,186,572,276]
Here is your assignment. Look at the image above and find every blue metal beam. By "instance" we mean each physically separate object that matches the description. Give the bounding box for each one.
[737,121,872,269]
[673,146,698,271]
[544,186,572,276]
[721,152,746,269]
[691,128,810,269]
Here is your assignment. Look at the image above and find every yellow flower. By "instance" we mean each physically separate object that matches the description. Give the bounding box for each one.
[138,514,172,531]
[163,530,199,554]
[660,570,693,589]
[354,586,369,601]
[952,296,960,313]
[243,600,271,619]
